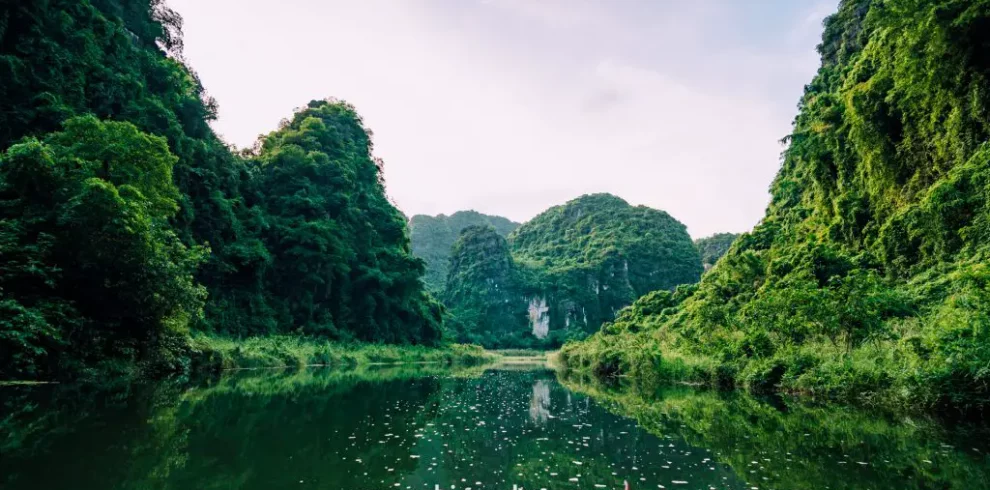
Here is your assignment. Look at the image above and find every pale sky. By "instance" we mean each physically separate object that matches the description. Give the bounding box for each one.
[169,0,836,238]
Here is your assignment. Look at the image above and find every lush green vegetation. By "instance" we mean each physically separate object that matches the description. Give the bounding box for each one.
[409,210,519,293]
[0,116,207,378]
[0,0,443,380]
[694,232,739,270]
[6,0,990,412]
[233,101,443,344]
[562,0,990,408]
[443,194,702,349]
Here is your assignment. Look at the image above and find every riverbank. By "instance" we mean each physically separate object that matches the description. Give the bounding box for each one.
[556,334,989,411]
[189,335,498,374]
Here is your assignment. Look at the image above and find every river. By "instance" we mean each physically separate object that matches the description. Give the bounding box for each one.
[2,362,988,489]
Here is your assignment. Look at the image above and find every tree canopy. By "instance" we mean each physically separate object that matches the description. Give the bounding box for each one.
[511,193,702,294]
[248,101,442,344]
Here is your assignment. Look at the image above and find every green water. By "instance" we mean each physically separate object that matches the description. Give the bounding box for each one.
[1,364,988,490]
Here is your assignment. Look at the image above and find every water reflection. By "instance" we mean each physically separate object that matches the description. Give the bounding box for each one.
[1,363,988,490]
[557,371,990,490]
[529,379,551,424]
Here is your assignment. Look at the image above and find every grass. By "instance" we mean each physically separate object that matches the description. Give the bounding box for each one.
[189,335,498,374]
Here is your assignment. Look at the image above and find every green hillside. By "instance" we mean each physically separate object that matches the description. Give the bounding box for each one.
[561,0,990,408]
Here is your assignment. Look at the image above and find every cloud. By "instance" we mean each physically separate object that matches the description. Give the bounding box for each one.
[581,87,625,114]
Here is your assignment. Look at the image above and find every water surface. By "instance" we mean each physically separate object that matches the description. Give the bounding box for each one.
[2,364,988,489]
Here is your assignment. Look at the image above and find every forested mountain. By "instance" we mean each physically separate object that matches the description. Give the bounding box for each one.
[563,0,990,407]
[0,0,440,380]
[441,226,531,346]
[443,194,702,348]
[694,233,740,270]
[242,102,443,344]
[409,211,519,293]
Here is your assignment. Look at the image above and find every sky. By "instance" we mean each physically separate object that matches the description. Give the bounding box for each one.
[168,0,837,238]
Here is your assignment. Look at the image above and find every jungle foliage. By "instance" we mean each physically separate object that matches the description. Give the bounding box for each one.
[442,194,703,349]
[0,0,441,380]
[408,211,519,294]
[562,0,990,408]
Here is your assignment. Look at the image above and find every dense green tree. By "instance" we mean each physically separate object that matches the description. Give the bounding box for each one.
[252,100,442,344]
[563,0,990,408]
[0,0,444,379]
[511,194,702,294]
[0,0,255,337]
[409,211,519,293]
